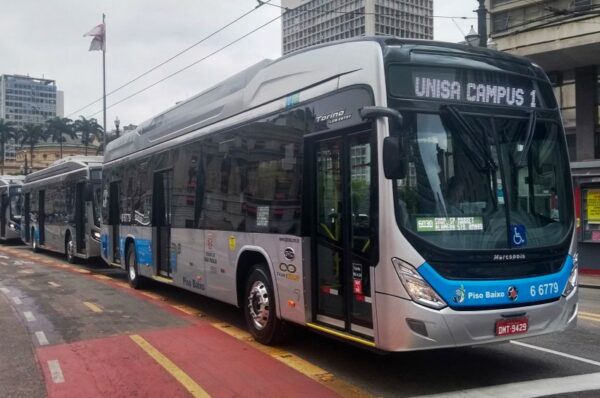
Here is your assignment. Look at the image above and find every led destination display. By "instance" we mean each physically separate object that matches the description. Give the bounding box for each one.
[388,65,555,109]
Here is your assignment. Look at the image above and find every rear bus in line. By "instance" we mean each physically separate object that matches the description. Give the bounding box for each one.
[0,175,25,241]
[21,156,103,263]
[101,37,577,351]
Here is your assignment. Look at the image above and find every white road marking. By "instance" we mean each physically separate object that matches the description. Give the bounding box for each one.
[0,254,8,259]
[23,311,36,322]
[0,261,8,266]
[12,297,22,305]
[47,360,65,383]
[18,269,34,274]
[0,287,9,294]
[48,282,60,288]
[413,372,600,398]
[511,340,600,367]
[35,331,49,346]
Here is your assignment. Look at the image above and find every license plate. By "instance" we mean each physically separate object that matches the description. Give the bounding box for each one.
[495,317,528,336]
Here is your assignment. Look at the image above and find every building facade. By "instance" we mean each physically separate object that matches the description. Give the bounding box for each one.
[487,0,600,270]
[0,74,58,163]
[281,0,433,55]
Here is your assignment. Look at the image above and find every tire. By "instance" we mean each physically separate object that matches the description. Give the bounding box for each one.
[244,265,285,345]
[31,228,40,253]
[126,242,145,289]
[65,232,77,264]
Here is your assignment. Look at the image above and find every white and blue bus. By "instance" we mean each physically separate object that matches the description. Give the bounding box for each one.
[0,175,24,241]
[22,156,103,263]
[101,37,577,350]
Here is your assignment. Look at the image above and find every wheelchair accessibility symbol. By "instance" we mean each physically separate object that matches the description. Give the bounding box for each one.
[511,224,527,247]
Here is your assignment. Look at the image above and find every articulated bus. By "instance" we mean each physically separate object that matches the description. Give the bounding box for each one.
[22,156,103,263]
[0,175,25,241]
[101,37,577,351]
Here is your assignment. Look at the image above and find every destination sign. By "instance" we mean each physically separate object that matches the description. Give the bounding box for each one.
[388,65,555,109]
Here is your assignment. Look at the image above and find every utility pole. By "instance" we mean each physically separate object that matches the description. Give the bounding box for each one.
[477,0,488,47]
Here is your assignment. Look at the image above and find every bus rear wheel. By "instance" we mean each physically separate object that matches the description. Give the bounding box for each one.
[126,243,145,289]
[65,233,77,264]
[244,265,285,345]
[31,228,40,253]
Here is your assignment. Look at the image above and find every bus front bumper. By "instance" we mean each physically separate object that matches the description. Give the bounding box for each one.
[374,288,578,352]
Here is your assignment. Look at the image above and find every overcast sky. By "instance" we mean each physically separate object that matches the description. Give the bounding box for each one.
[0,0,479,130]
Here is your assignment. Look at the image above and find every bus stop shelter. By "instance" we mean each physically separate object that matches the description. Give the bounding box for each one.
[571,161,600,273]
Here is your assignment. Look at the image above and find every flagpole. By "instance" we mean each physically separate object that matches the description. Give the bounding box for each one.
[102,13,107,152]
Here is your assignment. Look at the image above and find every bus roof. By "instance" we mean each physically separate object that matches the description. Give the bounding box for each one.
[23,156,102,186]
[104,36,544,163]
[0,175,24,187]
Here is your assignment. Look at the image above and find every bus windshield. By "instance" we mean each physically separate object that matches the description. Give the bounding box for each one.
[92,181,102,227]
[9,188,22,220]
[393,110,572,250]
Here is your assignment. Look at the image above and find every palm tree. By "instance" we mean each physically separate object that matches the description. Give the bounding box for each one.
[0,118,17,174]
[45,117,75,159]
[18,123,48,173]
[73,116,103,155]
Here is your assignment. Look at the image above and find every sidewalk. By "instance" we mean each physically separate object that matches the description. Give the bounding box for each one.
[580,271,600,289]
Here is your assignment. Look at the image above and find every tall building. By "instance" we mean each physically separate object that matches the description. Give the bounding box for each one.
[281,0,433,55]
[487,0,600,162]
[487,0,600,269]
[0,74,58,163]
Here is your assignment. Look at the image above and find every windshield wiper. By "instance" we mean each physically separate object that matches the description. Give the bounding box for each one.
[517,110,537,167]
[440,105,498,171]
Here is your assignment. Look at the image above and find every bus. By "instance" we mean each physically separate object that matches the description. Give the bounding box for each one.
[0,175,25,241]
[101,37,577,351]
[22,156,103,263]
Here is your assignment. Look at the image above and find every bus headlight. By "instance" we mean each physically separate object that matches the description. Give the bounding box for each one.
[392,258,447,310]
[563,253,578,297]
[91,231,101,241]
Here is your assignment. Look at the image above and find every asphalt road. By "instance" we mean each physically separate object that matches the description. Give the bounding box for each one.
[0,242,599,398]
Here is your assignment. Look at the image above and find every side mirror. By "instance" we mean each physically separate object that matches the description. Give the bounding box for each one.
[360,106,404,127]
[383,136,406,179]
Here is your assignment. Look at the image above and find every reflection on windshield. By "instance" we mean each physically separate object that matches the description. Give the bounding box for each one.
[93,183,102,227]
[395,112,572,250]
[10,189,22,220]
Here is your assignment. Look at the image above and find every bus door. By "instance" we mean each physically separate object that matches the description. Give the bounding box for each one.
[109,182,121,263]
[23,193,30,242]
[75,183,86,253]
[0,193,6,238]
[38,190,45,244]
[311,130,376,337]
[153,170,172,278]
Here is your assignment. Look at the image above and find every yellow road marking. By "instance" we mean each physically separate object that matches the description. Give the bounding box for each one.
[83,301,103,313]
[140,291,163,300]
[93,275,112,280]
[172,304,197,315]
[579,315,600,323]
[579,311,600,319]
[74,268,91,274]
[130,334,210,398]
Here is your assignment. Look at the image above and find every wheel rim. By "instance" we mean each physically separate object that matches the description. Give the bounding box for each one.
[247,280,270,330]
[67,238,74,260]
[128,251,136,281]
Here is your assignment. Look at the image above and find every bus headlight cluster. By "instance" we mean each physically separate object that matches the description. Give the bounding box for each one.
[91,231,101,241]
[563,253,578,297]
[392,258,447,310]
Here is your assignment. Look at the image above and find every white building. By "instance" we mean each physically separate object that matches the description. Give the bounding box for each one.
[281,0,433,55]
[0,74,58,161]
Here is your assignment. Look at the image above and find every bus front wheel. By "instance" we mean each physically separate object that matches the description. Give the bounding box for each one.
[126,243,145,289]
[244,265,285,345]
[65,233,77,264]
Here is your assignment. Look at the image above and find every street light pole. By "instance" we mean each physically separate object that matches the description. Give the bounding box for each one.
[114,116,120,138]
[477,0,488,48]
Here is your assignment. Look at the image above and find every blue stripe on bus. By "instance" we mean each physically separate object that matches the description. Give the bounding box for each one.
[134,239,153,266]
[418,256,573,309]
